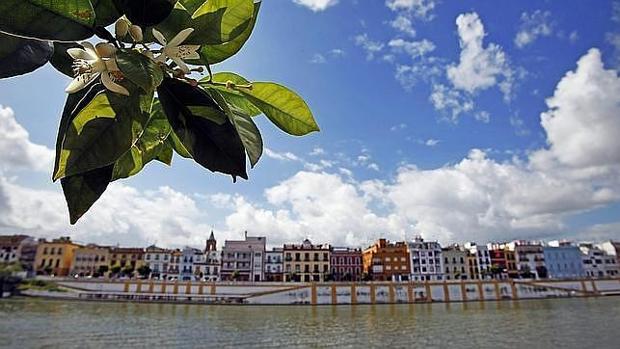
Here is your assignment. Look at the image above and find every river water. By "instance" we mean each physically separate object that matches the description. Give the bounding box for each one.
[1,297,619,348]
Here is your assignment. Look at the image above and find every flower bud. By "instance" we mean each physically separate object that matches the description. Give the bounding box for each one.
[129,25,143,42]
[115,18,130,38]
[95,43,117,59]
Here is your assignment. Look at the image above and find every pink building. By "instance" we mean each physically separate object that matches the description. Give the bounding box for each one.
[330,247,363,281]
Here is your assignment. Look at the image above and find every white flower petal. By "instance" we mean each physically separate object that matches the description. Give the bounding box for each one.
[172,57,190,74]
[80,42,99,60]
[67,48,90,60]
[152,28,167,46]
[101,72,130,96]
[184,51,200,60]
[65,72,100,94]
[168,28,194,47]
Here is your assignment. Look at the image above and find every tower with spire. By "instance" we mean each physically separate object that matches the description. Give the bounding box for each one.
[205,230,217,252]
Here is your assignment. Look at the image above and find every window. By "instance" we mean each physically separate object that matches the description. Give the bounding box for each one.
[43,247,48,254]
[50,248,55,255]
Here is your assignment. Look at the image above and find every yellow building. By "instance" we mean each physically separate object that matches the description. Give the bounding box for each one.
[34,237,81,276]
[71,244,110,277]
[283,239,330,282]
[109,247,145,275]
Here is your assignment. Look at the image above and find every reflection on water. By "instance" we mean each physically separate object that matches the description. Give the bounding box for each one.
[0,297,619,348]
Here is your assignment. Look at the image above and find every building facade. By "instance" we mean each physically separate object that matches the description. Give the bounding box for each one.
[464,242,492,279]
[71,244,110,277]
[34,237,80,276]
[580,243,619,278]
[180,247,205,281]
[265,248,284,282]
[442,245,468,280]
[362,239,410,281]
[221,233,266,282]
[509,241,547,279]
[408,236,443,281]
[0,235,37,274]
[144,245,171,279]
[330,247,363,281]
[109,247,145,276]
[283,239,330,282]
[543,241,585,279]
[204,232,220,282]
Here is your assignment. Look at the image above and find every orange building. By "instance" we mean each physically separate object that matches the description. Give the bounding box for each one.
[34,237,81,276]
[362,239,410,281]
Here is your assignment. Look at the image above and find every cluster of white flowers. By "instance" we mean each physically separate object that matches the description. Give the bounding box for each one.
[66,17,201,96]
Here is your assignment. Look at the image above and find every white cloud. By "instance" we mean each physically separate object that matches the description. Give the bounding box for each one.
[429,83,474,121]
[613,1,620,23]
[309,53,326,64]
[309,147,326,156]
[425,139,440,147]
[293,0,338,12]
[0,106,54,173]
[390,15,416,37]
[388,38,435,59]
[514,10,554,48]
[385,0,436,21]
[354,33,384,60]
[390,123,407,131]
[446,13,514,98]
[264,148,301,162]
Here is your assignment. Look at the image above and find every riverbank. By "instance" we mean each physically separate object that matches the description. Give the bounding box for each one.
[18,277,620,305]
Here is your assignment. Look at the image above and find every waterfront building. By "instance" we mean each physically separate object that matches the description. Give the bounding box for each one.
[221,232,266,282]
[204,231,220,282]
[34,237,81,276]
[144,245,171,280]
[543,241,585,279]
[71,244,110,277]
[109,247,145,276]
[265,247,284,282]
[487,242,516,279]
[507,241,547,279]
[464,242,492,279]
[167,249,181,280]
[330,247,363,281]
[362,239,410,281]
[408,236,443,281]
[597,241,620,261]
[0,235,38,274]
[442,244,468,280]
[579,243,619,278]
[179,247,205,281]
[283,239,330,282]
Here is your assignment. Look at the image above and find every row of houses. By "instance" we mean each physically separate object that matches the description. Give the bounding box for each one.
[1,233,619,282]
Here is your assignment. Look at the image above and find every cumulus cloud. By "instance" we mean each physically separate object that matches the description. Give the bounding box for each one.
[0,106,54,173]
[429,84,474,121]
[388,38,435,59]
[514,10,554,48]
[385,0,436,21]
[354,33,384,60]
[293,0,338,12]
[447,13,514,97]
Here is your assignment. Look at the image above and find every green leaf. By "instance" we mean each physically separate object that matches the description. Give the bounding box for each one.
[178,0,205,14]
[240,82,319,136]
[151,0,253,45]
[0,0,95,41]
[157,77,247,180]
[187,106,227,124]
[113,0,176,27]
[62,164,114,224]
[49,42,82,77]
[0,32,53,79]
[155,142,174,165]
[93,0,122,27]
[53,85,153,181]
[112,99,173,180]
[198,1,260,64]
[208,72,261,116]
[116,49,164,92]
[209,88,263,167]
[168,131,192,158]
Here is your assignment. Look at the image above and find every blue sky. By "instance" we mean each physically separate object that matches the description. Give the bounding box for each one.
[0,0,619,249]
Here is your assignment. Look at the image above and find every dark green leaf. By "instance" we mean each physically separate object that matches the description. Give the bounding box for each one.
[0,0,95,41]
[93,0,122,27]
[62,165,114,225]
[113,0,176,27]
[157,77,247,181]
[209,88,263,167]
[168,131,192,158]
[116,49,163,92]
[49,42,82,77]
[240,82,319,136]
[155,142,174,165]
[53,84,153,180]
[0,32,53,79]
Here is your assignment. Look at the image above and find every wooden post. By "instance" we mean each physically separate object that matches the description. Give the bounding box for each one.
[442,282,450,302]
[136,281,142,293]
[210,283,216,295]
[173,281,179,294]
[510,280,519,300]
[148,281,154,293]
[331,285,337,305]
[311,283,317,305]
[580,279,588,295]
[185,281,192,294]
[493,280,501,300]
[477,280,484,301]
[370,284,376,304]
[425,282,432,303]
[123,281,130,293]
[407,283,414,303]
[161,281,167,293]
[460,281,468,302]
[198,283,204,295]
[591,280,599,294]
[388,284,395,303]
[351,284,357,304]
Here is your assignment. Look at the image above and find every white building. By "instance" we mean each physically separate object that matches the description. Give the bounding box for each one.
[144,245,171,279]
[221,232,266,282]
[204,231,220,282]
[408,236,444,281]
[265,247,283,281]
[580,243,619,278]
[465,242,492,279]
[180,247,205,281]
